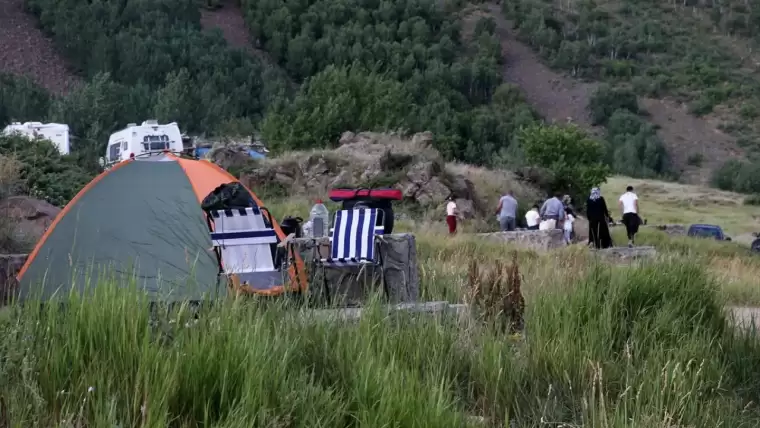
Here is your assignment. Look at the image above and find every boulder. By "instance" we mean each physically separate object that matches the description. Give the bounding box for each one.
[478,229,566,251]
[595,246,657,262]
[0,253,27,304]
[242,131,487,215]
[0,196,61,252]
[654,224,687,236]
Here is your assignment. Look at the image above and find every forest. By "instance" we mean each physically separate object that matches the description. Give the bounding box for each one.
[1,0,759,197]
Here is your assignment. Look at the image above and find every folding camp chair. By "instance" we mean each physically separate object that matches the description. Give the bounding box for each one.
[315,208,387,304]
[209,206,283,293]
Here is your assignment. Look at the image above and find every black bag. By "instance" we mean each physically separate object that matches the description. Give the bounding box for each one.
[201,182,254,211]
[280,216,304,238]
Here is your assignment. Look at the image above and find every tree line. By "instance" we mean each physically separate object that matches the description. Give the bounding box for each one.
[6,0,758,206]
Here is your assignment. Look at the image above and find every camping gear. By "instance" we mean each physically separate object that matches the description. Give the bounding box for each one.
[209,207,281,292]
[328,188,402,234]
[315,208,387,304]
[280,216,304,238]
[201,182,256,211]
[15,154,307,302]
[309,199,330,237]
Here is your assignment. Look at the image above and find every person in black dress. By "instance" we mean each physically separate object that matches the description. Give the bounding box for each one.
[586,187,613,249]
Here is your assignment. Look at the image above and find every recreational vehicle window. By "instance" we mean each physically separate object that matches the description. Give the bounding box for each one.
[142,135,171,151]
[108,143,121,162]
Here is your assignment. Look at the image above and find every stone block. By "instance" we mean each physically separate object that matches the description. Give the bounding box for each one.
[477,229,565,251]
[595,246,657,261]
[290,233,419,305]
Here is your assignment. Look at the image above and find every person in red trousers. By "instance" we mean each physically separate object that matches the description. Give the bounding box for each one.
[445,196,458,234]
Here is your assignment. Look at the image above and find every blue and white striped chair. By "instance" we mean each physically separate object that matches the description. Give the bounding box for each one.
[209,206,282,293]
[316,208,386,303]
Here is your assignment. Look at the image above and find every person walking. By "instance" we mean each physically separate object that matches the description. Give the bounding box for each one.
[618,185,641,247]
[539,191,566,230]
[586,187,613,249]
[495,190,518,231]
[446,196,458,235]
[525,204,540,230]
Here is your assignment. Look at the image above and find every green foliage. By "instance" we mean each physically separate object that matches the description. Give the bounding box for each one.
[262,64,413,150]
[0,134,94,206]
[519,124,610,199]
[712,159,760,194]
[0,74,51,127]
[244,0,538,164]
[502,0,760,152]
[744,194,760,206]
[606,109,671,179]
[588,85,639,126]
[23,0,291,138]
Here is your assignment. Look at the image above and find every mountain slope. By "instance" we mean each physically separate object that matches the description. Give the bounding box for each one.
[462,2,744,184]
[0,0,80,94]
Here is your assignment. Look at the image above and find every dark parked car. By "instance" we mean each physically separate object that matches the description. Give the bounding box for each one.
[752,233,760,253]
[687,224,731,241]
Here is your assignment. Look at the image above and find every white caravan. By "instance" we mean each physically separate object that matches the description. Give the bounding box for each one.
[2,122,70,155]
[102,120,184,167]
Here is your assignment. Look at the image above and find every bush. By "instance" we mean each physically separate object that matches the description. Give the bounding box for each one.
[744,194,760,206]
[712,159,760,194]
[520,123,610,199]
[607,110,671,178]
[0,135,93,206]
[588,85,639,125]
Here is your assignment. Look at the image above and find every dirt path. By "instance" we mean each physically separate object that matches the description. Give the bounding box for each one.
[0,0,80,94]
[199,0,279,66]
[463,3,602,137]
[462,2,743,184]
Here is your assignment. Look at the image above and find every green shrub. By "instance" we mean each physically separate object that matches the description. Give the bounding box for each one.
[588,84,639,125]
[744,194,760,206]
[712,159,760,194]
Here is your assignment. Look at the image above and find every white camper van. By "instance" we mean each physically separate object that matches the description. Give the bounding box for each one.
[103,120,184,166]
[2,122,70,155]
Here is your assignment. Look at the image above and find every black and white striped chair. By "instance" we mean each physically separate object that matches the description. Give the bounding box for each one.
[209,206,282,293]
[315,208,386,303]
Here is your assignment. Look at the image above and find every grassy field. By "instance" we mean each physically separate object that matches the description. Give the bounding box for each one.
[602,176,760,240]
[3,176,760,426]
[2,257,760,426]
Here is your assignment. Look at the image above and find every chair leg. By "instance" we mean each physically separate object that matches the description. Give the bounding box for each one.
[322,265,331,305]
[378,245,390,301]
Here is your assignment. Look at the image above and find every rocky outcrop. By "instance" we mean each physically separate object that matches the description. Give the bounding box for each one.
[241,131,539,219]
[478,229,566,251]
[0,196,60,252]
[0,253,26,304]
[290,233,419,305]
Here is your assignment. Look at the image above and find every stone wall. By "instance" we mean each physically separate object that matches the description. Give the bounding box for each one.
[290,233,419,305]
[0,253,27,304]
[477,229,566,251]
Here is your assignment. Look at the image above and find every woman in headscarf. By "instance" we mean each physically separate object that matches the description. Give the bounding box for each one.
[586,187,613,249]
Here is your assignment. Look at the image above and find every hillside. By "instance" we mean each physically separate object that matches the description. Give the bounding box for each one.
[497,0,760,183]
[2,0,760,195]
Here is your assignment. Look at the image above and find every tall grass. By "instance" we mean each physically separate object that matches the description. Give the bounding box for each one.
[2,260,759,427]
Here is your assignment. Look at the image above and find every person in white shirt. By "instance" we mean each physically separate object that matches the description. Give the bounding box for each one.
[618,185,641,247]
[525,204,540,230]
[445,196,458,234]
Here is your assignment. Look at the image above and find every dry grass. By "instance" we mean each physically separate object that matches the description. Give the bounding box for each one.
[602,176,760,240]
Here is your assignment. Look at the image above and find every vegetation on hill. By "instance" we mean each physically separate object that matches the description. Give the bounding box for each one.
[501,0,760,190]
